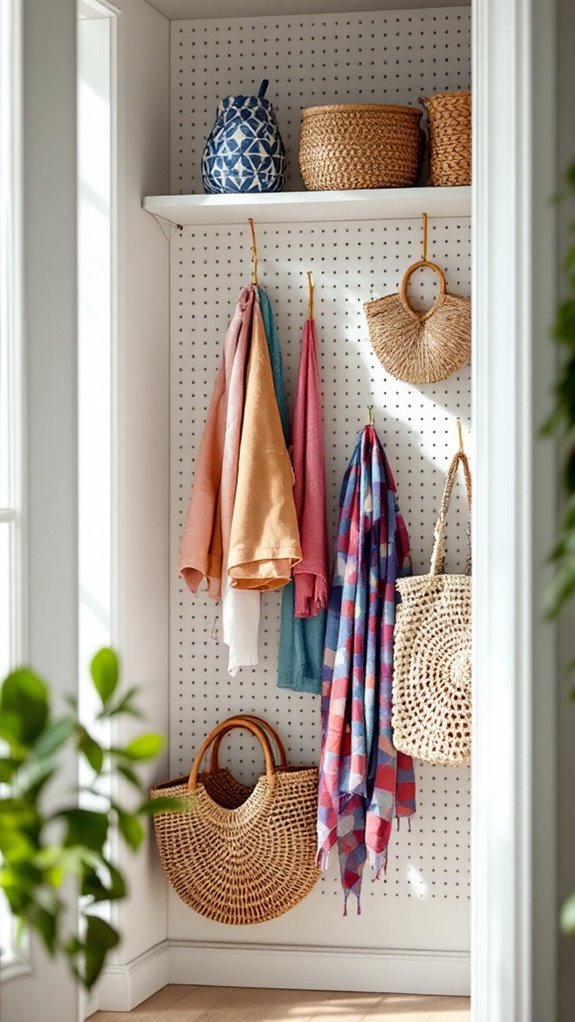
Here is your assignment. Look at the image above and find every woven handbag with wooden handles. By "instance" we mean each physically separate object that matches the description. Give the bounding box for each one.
[392,448,472,767]
[150,715,319,924]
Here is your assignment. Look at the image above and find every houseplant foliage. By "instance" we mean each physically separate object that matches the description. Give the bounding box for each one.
[544,162,575,935]
[0,648,188,989]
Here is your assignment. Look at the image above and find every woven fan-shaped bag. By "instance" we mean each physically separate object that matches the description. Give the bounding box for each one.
[151,715,319,924]
[392,448,472,767]
[364,258,471,385]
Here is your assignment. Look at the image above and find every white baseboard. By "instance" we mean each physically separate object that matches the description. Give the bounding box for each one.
[97,940,170,1012]
[169,941,470,997]
[95,940,469,1012]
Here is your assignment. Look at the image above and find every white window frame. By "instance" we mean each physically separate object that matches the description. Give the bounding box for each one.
[0,0,26,667]
[0,0,28,980]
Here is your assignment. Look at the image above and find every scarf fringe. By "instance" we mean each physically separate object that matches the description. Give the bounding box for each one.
[343,891,361,917]
[317,849,330,872]
[294,577,329,618]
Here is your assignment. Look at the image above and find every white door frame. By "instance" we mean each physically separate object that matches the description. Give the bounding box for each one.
[472,0,558,1020]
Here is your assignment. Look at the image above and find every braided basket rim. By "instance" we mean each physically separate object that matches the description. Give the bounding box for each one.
[301,103,422,118]
[421,89,471,105]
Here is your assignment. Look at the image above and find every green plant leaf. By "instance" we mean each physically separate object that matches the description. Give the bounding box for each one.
[122,734,164,761]
[0,710,27,749]
[90,648,119,705]
[561,891,575,934]
[81,858,126,903]
[0,797,40,830]
[77,727,104,774]
[0,828,36,863]
[60,809,109,854]
[0,757,19,782]
[16,761,57,801]
[116,807,144,851]
[544,558,575,618]
[98,686,143,721]
[83,915,120,989]
[116,763,144,790]
[0,669,49,745]
[31,715,75,759]
[28,903,60,955]
[138,795,191,815]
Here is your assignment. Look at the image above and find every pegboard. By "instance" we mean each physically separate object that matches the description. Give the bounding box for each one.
[169,217,471,955]
[168,4,471,978]
[171,7,471,193]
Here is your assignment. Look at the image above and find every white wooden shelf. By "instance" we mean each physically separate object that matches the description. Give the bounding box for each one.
[143,186,471,227]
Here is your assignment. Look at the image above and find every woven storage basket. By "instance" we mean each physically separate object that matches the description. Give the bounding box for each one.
[299,104,423,191]
[422,90,471,186]
[151,715,319,925]
[364,259,471,385]
[392,449,472,767]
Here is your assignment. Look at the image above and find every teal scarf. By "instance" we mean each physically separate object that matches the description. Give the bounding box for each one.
[258,288,326,695]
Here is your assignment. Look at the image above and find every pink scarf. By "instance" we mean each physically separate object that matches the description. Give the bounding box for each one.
[291,318,329,617]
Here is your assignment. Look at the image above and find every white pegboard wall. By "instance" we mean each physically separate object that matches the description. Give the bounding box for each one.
[171,6,471,193]
[169,3,471,966]
[170,216,471,952]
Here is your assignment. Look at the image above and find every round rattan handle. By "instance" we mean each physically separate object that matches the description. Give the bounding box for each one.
[399,259,447,323]
[209,715,287,773]
[188,718,276,794]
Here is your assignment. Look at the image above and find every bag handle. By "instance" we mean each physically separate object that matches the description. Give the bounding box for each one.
[258,79,269,99]
[399,259,447,323]
[209,714,287,773]
[188,717,276,794]
[430,450,472,575]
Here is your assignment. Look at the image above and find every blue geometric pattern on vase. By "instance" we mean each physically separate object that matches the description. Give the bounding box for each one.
[201,80,286,194]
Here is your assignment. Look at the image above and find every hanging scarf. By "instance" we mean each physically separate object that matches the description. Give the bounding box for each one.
[227,294,301,589]
[221,287,259,675]
[317,425,416,911]
[179,287,254,599]
[291,318,329,618]
[275,308,327,695]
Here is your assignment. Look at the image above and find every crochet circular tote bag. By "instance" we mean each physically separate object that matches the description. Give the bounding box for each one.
[150,715,319,924]
[201,79,286,194]
[392,448,472,766]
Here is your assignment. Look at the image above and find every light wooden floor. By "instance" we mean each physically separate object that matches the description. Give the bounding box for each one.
[90,984,470,1022]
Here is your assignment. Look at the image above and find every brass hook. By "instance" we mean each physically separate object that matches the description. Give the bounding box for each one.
[306,270,314,320]
[422,212,428,262]
[367,405,374,427]
[457,417,465,453]
[248,218,258,286]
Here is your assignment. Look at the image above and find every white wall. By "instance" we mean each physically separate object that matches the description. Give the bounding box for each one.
[97,0,171,1009]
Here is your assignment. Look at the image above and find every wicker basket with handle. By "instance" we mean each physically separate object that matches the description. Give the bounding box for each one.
[299,103,423,191]
[421,90,471,186]
[151,715,319,924]
[392,446,472,767]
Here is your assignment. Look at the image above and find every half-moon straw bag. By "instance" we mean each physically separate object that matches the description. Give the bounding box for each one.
[150,715,319,924]
[364,252,471,385]
[392,446,472,767]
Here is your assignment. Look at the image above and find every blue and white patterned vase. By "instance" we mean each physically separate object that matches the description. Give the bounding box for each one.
[201,80,286,194]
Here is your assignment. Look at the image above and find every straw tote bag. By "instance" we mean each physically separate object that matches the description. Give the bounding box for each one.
[392,448,472,766]
[151,715,319,924]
